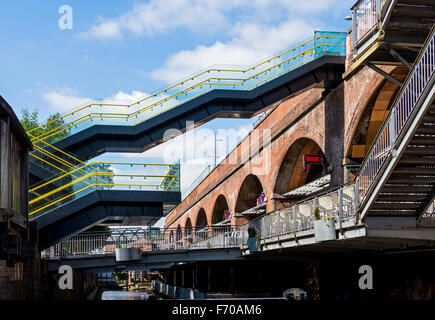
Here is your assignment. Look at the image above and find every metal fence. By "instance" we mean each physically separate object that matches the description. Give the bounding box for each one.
[357,27,435,205]
[42,226,246,258]
[243,184,357,240]
[352,0,387,48]
[182,165,211,200]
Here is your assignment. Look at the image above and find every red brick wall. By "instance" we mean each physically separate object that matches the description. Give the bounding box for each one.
[0,259,41,300]
[166,31,399,229]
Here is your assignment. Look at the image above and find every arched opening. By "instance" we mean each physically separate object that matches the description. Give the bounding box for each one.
[185,218,193,244]
[176,225,182,248]
[211,195,230,224]
[274,138,325,195]
[346,67,408,167]
[235,174,264,213]
[195,208,208,242]
[168,230,174,249]
[195,208,208,228]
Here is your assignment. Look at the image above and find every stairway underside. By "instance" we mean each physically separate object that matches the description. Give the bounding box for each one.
[46,56,344,161]
[368,103,435,218]
[352,0,434,72]
[32,190,181,250]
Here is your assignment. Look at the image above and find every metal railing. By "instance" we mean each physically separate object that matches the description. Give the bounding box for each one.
[243,184,357,240]
[42,225,246,258]
[29,161,180,218]
[181,165,211,200]
[27,31,346,149]
[357,27,435,206]
[352,0,387,49]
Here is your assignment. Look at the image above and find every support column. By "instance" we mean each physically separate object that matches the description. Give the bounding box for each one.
[181,270,185,288]
[192,264,197,289]
[207,265,212,291]
[229,265,235,292]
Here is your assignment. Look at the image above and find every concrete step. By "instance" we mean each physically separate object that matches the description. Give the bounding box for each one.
[405,147,435,155]
[381,185,432,193]
[410,136,435,145]
[377,194,427,201]
[392,167,435,175]
[371,202,422,209]
[399,157,435,165]
[387,176,435,184]
[367,210,416,216]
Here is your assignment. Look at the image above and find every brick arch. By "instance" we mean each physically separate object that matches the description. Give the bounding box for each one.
[344,67,408,159]
[175,225,182,242]
[184,217,192,233]
[194,208,208,229]
[211,194,230,224]
[273,137,325,195]
[234,174,265,214]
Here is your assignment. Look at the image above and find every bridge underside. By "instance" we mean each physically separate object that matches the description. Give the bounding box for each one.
[45,248,246,272]
[47,56,344,161]
[244,220,435,257]
[33,190,180,250]
[44,220,435,273]
[351,0,434,72]
[362,81,435,219]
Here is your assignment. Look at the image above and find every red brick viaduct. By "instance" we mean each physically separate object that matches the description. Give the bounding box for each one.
[165,32,407,231]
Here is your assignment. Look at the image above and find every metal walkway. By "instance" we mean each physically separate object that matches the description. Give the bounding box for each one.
[24,31,347,245]
[357,25,435,220]
[350,0,434,73]
[27,31,346,173]
[35,190,180,250]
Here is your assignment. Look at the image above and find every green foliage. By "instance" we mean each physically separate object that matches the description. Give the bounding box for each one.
[112,271,128,281]
[314,207,321,220]
[20,108,70,142]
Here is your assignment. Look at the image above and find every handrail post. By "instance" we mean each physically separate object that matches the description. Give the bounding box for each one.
[275,211,280,237]
[354,179,360,222]
[292,206,297,235]
[338,187,343,235]
[389,109,396,146]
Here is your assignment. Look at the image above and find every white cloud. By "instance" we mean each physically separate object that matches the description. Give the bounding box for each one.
[151,19,314,83]
[82,20,122,39]
[79,0,231,39]
[103,90,149,104]
[42,88,150,114]
[43,89,92,113]
[79,0,352,40]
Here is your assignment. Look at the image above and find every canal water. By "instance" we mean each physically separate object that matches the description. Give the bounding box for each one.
[101,291,149,300]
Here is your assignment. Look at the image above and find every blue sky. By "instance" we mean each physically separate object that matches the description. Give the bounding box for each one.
[0,0,355,214]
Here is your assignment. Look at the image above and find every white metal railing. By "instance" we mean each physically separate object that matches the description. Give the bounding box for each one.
[42,226,245,258]
[243,184,357,240]
[357,27,435,206]
[352,0,387,49]
[181,165,211,200]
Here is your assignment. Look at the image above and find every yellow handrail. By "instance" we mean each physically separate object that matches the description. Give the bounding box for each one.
[30,42,346,146]
[29,162,174,194]
[29,175,177,216]
[28,35,346,138]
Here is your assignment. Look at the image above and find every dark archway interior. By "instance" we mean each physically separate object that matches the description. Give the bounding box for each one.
[235,174,264,213]
[195,208,208,229]
[176,225,182,241]
[347,67,408,162]
[212,195,229,224]
[274,138,325,195]
[185,218,192,234]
